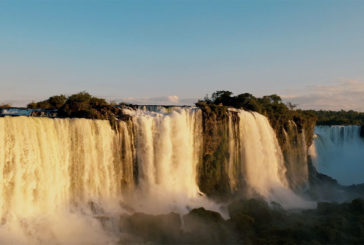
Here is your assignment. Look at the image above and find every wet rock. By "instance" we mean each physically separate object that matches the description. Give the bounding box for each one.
[120,212,181,243]
[183,207,234,244]
[228,198,273,226]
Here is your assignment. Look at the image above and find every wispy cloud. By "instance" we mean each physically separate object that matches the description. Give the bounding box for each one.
[282,79,364,112]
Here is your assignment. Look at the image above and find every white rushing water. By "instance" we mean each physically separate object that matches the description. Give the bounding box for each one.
[123,108,219,214]
[0,117,129,244]
[228,110,312,208]
[310,125,364,185]
[0,108,219,244]
[0,107,313,244]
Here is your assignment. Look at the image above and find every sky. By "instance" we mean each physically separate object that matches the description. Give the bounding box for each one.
[1,0,364,110]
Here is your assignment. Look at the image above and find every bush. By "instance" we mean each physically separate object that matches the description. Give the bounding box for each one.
[0,104,11,109]
[28,95,66,109]
[26,92,130,128]
[306,110,364,126]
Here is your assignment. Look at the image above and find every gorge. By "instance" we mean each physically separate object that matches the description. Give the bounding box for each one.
[310,125,364,185]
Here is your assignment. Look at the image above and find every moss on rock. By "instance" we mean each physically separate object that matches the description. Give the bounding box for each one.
[196,102,232,198]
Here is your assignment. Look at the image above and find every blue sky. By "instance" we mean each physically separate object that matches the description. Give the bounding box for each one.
[1,0,364,110]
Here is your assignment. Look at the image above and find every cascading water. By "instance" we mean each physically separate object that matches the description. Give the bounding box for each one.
[228,110,312,208]
[0,108,220,244]
[281,120,309,190]
[310,125,364,185]
[0,117,132,244]
[0,107,314,244]
[123,108,219,214]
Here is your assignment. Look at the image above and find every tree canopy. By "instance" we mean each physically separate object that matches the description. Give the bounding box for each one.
[27,92,125,123]
[196,91,317,148]
[197,90,317,130]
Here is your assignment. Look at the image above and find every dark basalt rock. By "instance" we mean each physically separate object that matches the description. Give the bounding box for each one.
[117,198,364,244]
[281,120,313,190]
[226,197,364,245]
[196,102,232,198]
[184,207,225,226]
[120,212,182,243]
[307,156,364,202]
[183,207,235,244]
[228,198,278,226]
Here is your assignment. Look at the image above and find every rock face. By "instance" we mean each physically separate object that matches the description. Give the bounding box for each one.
[119,198,364,245]
[197,103,232,198]
[279,119,315,190]
[120,212,182,243]
[228,198,364,245]
[21,99,318,199]
[119,208,235,244]
[196,103,317,198]
[307,155,364,202]
[183,208,234,244]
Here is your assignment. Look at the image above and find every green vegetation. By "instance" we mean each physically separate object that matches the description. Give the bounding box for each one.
[196,91,318,193]
[27,92,129,128]
[197,90,317,154]
[0,104,11,109]
[305,110,364,125]
[28,95,67,110]
[197,91,316,140]
[196,103,231,197]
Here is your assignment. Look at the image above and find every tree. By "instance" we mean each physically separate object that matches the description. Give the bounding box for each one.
[48,95,67,109]
[27,95,66,109]
[0,104,11,109]
[286,102,297,110]
[211,91,233,105]
[262,94,282,104]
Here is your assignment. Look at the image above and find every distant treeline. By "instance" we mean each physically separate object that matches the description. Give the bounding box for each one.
[304,110,364,126]
[0,104,11,109]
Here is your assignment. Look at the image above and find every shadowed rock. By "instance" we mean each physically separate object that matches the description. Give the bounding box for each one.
[120,212,181,243]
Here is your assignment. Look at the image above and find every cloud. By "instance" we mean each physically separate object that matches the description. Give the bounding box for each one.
[120,96,196,105]
[282,79,364,112]
[167,95,179,103]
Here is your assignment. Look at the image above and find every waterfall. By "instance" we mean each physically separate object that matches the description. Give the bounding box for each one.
[310,125,364,185]
[123,108,218,214]
[0,117,133,244]
[281,120,309,190]
[0,108,220,244]
[0,107,314,244]
[228,110,312,208]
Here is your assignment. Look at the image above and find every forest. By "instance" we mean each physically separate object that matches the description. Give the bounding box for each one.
[305,110,364,125]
